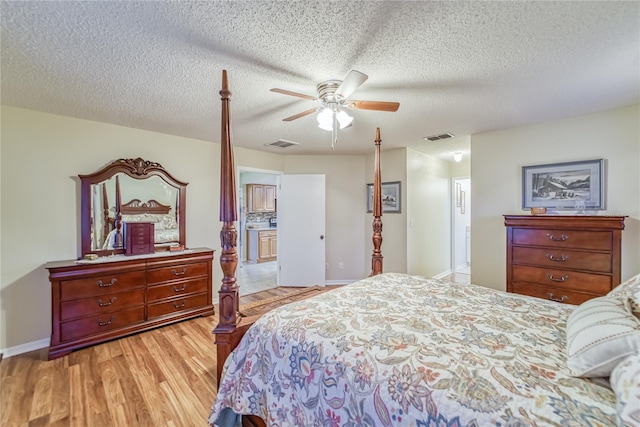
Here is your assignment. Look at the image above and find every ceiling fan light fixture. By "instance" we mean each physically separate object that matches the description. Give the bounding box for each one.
[317,107,334,130]
[336,110,353,129]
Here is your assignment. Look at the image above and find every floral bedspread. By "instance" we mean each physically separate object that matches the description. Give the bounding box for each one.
[209,273,616,426]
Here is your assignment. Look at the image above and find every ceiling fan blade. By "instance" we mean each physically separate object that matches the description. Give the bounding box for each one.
[335,70,368,100]
[283,108,318,121]
[270,88,317,101]
[348,100,400,112]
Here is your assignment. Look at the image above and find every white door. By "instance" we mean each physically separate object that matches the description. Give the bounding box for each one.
[278,174,326,287]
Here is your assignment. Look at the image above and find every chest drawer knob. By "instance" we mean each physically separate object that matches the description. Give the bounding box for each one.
[547,293,568,303]
[546,233,568,242]
[172,284,187,292]
[546,253,568,262]
[546,273,568,282]
[98,316,115,326]
[97,296,117,307]
[96,278,118,287]
[171,268,187,276]
[173,301,186,309]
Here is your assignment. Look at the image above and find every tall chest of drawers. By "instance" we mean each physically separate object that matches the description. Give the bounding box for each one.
[504,216,625,305]
[46,247,214,359]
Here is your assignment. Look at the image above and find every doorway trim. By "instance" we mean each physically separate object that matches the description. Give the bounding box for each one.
[451,176,471,274]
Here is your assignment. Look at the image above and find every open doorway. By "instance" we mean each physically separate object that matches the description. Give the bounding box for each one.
[237,168,281,296]
[452,177,471,277]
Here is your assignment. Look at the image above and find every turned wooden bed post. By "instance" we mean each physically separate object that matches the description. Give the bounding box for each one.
[370,128,383,276]
[213,70,240,385]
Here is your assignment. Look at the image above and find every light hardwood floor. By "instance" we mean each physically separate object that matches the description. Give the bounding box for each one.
[0,287,299,427]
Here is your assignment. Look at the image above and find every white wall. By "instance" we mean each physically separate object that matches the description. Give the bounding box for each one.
[471,104,640,291]
[406,148,451,277]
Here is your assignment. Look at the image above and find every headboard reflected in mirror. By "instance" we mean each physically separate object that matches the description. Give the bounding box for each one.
[79,157,187,257]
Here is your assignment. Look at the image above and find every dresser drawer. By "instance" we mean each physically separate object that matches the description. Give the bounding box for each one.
[512,283,597,305]
[512,228,612,251]
[60,289,145,321]
[60,271,146,301]
[147,262,209,285]
[147,293,209,319]
[147,277,208,302]
[512,247,612,272]
[512,265,612,294]
[61,306,145,341]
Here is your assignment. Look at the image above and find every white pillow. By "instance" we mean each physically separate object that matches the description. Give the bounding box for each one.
[609,273,640,298]
[609,273,640,321]
[610,353,640,427]
[566,296,640,377]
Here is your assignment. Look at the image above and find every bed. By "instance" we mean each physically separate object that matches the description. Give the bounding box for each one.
[209,71,640,427]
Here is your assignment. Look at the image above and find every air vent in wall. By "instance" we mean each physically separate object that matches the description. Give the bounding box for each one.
[424,133,454,142]
[265,139,299,149]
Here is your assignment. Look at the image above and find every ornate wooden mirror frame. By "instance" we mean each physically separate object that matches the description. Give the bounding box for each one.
[79,157,187,257]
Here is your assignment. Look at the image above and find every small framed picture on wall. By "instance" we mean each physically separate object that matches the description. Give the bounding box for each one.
[366,181,401,213]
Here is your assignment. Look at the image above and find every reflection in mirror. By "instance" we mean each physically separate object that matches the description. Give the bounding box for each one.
[80,157,187,257]
[90,174,180,251]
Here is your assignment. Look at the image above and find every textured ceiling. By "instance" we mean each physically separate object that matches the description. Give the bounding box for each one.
[1,1,639,160]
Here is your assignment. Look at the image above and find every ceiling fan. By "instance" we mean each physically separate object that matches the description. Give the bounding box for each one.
[270,70,400,149]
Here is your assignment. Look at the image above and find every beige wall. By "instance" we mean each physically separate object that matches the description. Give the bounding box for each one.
[406,148,452,277]
[471,104,640,291]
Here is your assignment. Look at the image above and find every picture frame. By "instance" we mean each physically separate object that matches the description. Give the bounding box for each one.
[367,181,401,213]
[522,159,604,210]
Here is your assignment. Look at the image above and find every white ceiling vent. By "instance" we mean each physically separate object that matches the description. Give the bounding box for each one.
[265,139,300,149]
[424,133,454,142]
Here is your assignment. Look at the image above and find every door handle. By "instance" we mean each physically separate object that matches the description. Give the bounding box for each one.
[320,235,325,240]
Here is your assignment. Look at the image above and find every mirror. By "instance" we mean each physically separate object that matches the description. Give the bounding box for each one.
[80,157,187,257]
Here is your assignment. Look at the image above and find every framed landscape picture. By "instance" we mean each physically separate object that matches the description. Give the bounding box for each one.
[522,159,604,210]
[367,181,401,213]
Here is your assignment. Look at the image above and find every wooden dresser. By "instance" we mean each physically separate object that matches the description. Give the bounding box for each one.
[504,215,625,305]
[46,247,214,359]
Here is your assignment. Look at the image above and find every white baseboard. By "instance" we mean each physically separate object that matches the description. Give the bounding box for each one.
[325,279,358,286]
[1,338,49,358]
[433,270,453,279]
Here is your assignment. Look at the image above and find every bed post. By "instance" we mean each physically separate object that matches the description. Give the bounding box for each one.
[213,70,240,385]
[370,127,383,276]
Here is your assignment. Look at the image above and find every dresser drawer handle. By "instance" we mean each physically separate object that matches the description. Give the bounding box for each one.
[546,233,568,242]
[172,268,187,276]
[546,273,568,282]
[97,296,117,307]
[96,278,118,287]
[98,316,115,326]
[172,284,187,292]
[547,293,568,303]
[173,301,186,309]
[546,253,568,262]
